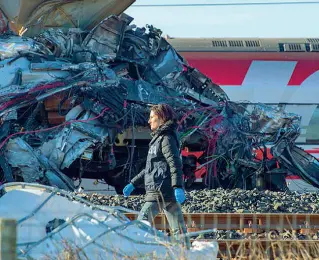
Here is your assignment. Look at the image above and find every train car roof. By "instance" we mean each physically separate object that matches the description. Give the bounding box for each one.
[167,37,319,52]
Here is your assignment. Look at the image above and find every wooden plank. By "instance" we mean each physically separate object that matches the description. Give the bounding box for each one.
[0,219,17,260]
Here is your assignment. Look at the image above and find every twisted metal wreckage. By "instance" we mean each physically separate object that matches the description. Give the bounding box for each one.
[0,8,319,194]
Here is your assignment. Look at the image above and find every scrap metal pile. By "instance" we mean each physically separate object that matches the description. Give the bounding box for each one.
[0,11,319,193]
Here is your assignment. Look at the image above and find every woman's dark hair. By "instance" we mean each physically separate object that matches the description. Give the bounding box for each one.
[150,104,176,123]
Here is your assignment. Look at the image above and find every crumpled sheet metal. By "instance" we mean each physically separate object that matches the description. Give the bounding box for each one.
[0,57,70,89]
[60,139,94,169]
[39,128,93,169]
[5,138,43,183]
[0,0,135,37]
[35,29,74,58]
[5,138,75,190]
[40,105,109,170]
[143,44,184,85]
[82,15,127,62]
[40,128,95,170]
[0,35,35,60]
[126,79,187,105]
[251,104,301,134]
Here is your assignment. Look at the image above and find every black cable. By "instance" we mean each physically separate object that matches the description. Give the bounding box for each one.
[132,1,319,7]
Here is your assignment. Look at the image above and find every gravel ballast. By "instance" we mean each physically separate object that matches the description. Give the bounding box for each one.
[75,188,319,214]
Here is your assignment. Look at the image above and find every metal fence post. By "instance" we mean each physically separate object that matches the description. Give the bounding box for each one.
[0,218,17,260]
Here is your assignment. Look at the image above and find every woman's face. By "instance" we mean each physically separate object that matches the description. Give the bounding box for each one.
[148,110,163,131]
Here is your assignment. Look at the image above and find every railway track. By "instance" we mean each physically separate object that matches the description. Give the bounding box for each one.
[125,212,319,233]
[125,213,319,258]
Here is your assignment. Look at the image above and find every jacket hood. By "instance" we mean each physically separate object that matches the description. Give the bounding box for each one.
[0,0,135,37]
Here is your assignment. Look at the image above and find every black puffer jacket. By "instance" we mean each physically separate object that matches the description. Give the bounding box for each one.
[131,120,184,202]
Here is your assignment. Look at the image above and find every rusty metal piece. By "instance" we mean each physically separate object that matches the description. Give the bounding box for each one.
[47,112,65,125]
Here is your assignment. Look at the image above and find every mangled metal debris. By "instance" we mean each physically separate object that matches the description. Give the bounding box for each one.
[0,2,318,193]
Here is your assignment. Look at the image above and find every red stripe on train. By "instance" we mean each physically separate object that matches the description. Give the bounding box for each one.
[184,59,251,86]
[181,52,319,86]
[304,149,319,154]
[288,61,319,86]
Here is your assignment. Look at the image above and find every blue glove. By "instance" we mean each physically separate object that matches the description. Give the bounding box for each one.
[123,183,135,197]
[174,188,185,204]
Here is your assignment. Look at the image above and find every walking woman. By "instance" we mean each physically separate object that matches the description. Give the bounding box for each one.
[123,104,191,249]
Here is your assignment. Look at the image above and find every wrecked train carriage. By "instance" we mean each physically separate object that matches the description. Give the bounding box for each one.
[0,6,227,192]
[0,1,319,193]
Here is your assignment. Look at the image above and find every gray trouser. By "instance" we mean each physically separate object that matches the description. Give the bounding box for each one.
[137,201,191,249]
